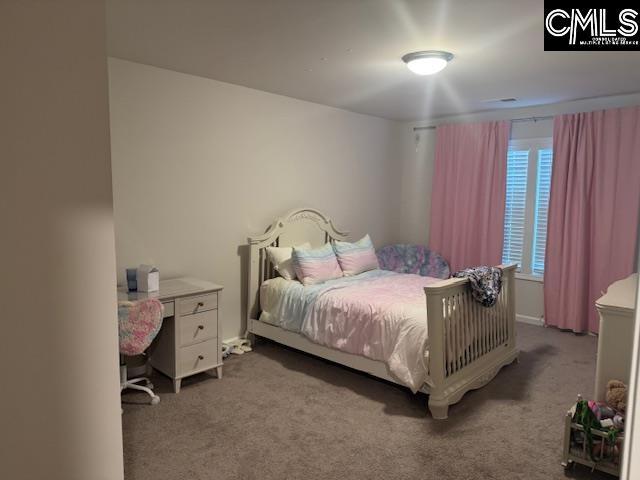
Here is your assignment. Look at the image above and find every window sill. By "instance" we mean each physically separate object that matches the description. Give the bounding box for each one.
[515,272,544,283]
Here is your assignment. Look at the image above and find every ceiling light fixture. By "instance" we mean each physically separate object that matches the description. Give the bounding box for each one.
[402,50,454,76]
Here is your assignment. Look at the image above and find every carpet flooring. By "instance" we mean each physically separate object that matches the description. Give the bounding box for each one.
[122,323,615,480]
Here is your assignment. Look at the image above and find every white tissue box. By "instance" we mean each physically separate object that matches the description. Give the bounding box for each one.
[137,264,159,292]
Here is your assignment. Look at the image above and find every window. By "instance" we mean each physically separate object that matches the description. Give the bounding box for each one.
[531,148,552,275]
[502,149,529,268]
[502,138,553,277]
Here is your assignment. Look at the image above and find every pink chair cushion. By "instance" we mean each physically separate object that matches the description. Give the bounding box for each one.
[118,299,164,356]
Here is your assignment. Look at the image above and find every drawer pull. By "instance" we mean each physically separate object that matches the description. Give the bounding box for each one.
[179,309,217,347]
[178,339,217,375]
[179,294,217,316]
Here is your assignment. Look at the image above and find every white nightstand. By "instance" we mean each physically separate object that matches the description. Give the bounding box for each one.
[119,277,224,393]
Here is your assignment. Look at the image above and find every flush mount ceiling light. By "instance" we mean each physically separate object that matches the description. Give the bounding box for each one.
[402,50,454,75]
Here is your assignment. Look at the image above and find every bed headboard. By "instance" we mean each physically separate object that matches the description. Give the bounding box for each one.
[246,208,349,326]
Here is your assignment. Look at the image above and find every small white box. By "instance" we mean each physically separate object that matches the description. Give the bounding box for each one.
[137,264,160,292]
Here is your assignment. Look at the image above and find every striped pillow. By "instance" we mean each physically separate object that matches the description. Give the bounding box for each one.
[333,234,379,276]
[292,243,343,286]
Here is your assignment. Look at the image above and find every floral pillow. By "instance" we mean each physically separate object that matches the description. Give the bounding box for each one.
[376,244,450,279]
[292,243,343,286]
[332,234,380,276]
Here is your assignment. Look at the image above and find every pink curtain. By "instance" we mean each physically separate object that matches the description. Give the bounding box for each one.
[545,106,640,333]
[429,121,510,273]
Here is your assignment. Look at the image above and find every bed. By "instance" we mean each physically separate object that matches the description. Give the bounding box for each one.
[246,208,518,419]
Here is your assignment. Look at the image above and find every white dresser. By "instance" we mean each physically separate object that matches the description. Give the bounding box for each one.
[119,277,224,393]
[594,273,638,400]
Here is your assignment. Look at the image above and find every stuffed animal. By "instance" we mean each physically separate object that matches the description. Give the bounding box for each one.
[613,414,625,430]
[588,400,615,420]
[606,380,628,413]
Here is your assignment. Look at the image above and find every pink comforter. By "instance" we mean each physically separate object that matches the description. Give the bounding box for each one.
[300,273,440,392]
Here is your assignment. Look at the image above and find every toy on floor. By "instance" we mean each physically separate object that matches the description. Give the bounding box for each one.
[570,380,627,465]
[573,396,603,462]
[222,338,253,358]
[606,380,628,413]
[587,400,615,421]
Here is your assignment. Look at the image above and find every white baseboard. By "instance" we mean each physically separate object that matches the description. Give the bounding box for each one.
[516,314,544,327]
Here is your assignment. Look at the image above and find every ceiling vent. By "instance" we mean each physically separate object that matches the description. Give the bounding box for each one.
[482,97,518,103]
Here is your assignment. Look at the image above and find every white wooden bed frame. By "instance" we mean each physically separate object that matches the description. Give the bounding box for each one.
[246,208,518,419]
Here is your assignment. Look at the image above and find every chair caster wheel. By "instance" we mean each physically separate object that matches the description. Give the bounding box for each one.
[150,396,160,405]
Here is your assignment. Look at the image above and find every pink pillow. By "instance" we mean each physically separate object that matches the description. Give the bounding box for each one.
[292,243,343,286]
[332,234,379,276]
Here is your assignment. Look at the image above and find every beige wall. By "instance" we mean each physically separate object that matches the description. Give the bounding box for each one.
[394,126,436,245]
[395,93,640,322]
[514,278,545,321]
[108,58,402,340]
[108,58,639,332]
[0,2,123,479]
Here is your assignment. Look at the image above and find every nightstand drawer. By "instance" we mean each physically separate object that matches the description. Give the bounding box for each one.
[179,309,217,347]
[179,292,217,315]
[178,339,218,376]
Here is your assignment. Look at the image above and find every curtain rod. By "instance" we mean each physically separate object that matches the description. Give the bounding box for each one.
[412,115,555,131]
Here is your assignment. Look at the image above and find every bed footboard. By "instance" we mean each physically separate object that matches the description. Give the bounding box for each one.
[424,264,518,419]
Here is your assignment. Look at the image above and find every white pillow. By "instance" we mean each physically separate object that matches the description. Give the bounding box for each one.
[266,242,311,280]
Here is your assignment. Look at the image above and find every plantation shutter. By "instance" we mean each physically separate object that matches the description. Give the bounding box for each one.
[502,149,529,268]
[531,148,553,276]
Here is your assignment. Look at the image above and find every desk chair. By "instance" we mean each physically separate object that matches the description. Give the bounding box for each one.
[118,299,164,405]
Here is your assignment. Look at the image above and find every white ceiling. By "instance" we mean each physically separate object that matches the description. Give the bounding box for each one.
[106,0,640,121]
